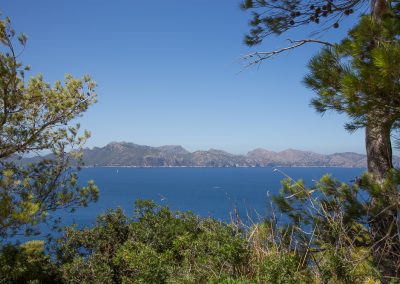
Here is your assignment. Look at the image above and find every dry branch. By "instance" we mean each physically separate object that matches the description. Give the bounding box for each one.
[243,39,334,67]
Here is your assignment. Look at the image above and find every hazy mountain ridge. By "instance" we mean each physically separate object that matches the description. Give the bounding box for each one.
[78,142,397,168]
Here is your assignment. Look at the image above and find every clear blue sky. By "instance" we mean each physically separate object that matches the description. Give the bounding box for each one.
[3,1,366,154]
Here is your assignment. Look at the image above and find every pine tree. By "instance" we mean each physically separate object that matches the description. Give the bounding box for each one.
[303,14,400,280]
[241,1,400,279]
[0,16,98,239]
[242,0,399,181]
[304,15,400,181]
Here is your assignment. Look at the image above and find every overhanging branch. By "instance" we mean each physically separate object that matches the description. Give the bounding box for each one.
[242,39,334,67]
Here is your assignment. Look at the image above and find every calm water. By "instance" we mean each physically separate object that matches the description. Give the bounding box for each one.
[7,167,365,243]
[66,167,364,225]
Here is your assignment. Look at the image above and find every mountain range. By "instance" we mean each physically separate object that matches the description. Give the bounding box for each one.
[74,141,398,168]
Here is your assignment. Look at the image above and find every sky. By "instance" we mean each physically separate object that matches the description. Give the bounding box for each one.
[2,1,367,154]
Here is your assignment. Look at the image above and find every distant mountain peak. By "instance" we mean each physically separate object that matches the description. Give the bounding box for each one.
[157,145,189,155]
[106,141,133,147]
[281,148,301,152]
[105,141,129,151]
[247,148,276,154]
[107,141,126,145]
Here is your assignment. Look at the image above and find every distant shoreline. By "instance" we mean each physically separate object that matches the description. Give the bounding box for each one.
[77,142,379,168]
[20,142,381,168]
[81,165,366,169]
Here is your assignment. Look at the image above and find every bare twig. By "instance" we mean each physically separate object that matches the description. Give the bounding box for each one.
[242,39,334,67]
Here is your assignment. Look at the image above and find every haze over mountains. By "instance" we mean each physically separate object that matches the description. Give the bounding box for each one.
[78,142,393,168]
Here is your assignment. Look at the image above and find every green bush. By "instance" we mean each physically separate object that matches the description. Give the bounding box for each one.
[2,186,393,283]
[55,200,251,283]
[272,172,394,282]
[257,252,311,284]
[114,241,170,283]
[0,240,60,283]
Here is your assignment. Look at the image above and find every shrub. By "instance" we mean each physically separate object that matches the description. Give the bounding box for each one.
[4,170,397,284]
[55,200,251,283]
[0,240,60,283]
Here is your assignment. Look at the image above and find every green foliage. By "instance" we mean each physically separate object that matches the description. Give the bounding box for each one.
[273,171,399,281]
[257,252,310,284]
[55,201,251,283]
[55,208,130,283]
[114,241,170,283]
[60,256,114,284]
[0,15,98,239]
[317,245,379,283]
[304,15,400,131]
[51,198,384,283]
[0,240,60,283]
[1,194,392,283]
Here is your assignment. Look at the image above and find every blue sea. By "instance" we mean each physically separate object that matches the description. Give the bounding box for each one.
[69,167,364,224]
[9,167,365,243]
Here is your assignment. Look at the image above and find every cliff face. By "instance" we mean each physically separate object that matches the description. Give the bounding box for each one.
[76,142,391,168]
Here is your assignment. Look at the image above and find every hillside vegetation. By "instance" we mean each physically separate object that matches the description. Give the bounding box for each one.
[0,190,388,283]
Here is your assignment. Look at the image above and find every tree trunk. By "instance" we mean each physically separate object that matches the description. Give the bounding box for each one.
[365,123,393,182]
[367,0,393,181]
[365,121,399,281]
[372,0,391,18]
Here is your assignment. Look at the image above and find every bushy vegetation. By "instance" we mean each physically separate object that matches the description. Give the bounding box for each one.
[2,178,397,284]
[54,200,250,283]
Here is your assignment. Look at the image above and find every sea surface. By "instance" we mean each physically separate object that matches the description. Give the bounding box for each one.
[9,167,365,242]
[68,167,364,224]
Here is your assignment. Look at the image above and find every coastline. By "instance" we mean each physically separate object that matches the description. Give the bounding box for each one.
[81,165,366,169]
